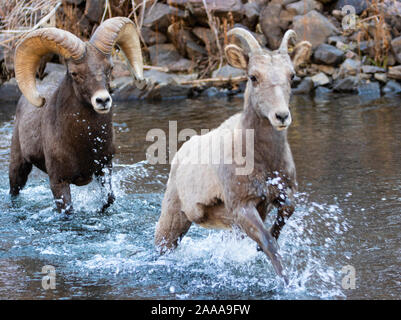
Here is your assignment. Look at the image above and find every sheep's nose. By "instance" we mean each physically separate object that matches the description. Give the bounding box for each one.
[96,96,111,107]
[275,112,289,124]
[91,89,112,113]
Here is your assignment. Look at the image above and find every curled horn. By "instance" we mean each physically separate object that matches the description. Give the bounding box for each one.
[90,17,144,81]
[15,28,85,107]
[279,30,297,54]
[227,27,262,54]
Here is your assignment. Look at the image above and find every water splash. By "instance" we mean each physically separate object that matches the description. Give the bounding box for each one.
[0,118,349,299]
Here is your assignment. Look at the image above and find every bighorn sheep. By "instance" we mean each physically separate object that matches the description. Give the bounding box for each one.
[155,28,308,282]
[9,17,145,214]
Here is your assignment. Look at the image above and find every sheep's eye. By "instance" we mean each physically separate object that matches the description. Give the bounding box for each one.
[250,75,257,83]
[70,72,78,77]
[290,73,295,81]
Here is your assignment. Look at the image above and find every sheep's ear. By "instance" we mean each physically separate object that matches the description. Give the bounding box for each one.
[291,40,312,71]
[225,44,248,70]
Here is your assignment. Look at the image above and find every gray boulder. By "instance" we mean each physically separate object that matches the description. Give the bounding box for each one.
[286,0,322,16]
[361,65,386,74]
[292,10,339,48]
[311,72,331,87]
[260,1,285,50]
[391,36,401,64]
[212,64,246,78]
[0,78,21,102]
[313,43,344,66]
[141,27,167,46]
[339,58,361,77]
[388,66,401,80]
[335,0,368,15]
[148,44,193,72]
[292,77,314,94]
[382,80,401,95]
[333,76,359,92]
[357,81,381,98]
[143,3,186,31]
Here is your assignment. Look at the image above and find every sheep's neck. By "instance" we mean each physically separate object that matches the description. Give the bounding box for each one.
[241,103,289,177]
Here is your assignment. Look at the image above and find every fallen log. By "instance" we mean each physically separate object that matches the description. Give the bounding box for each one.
[177,76,247,87]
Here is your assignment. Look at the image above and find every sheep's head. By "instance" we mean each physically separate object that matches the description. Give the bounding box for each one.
[14,17,144,114]
[65,45,113,113]
[225,28,308,131]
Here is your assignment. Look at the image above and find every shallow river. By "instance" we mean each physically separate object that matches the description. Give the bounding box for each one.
[0,93,400,299]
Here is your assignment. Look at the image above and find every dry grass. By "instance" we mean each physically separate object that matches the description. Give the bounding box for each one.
[357,0,392,68]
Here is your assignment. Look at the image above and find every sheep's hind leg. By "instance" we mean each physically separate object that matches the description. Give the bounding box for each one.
[155,186,192,253]
[49,180,73,215]
[96,166,115,213]
[9,159,32,197]
[9,134,32,196]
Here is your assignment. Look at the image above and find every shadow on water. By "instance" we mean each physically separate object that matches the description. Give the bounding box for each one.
[0,94,400,299]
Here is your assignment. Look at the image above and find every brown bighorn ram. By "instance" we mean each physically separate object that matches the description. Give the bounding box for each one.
[155,28,308,283]
[9,17,145,215]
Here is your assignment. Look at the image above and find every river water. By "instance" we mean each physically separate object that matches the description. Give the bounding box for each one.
[0,93,400,299]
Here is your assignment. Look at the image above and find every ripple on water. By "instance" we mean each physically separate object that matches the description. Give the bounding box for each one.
[0,117,349,299]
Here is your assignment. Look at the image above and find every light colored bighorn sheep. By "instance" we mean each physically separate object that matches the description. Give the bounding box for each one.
[9,17,145,215]
[155,28,308,282]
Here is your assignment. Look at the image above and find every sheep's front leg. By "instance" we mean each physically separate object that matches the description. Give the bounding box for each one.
[236,204,288,283]
[50,180,73,215]
[270,198,295,240]
[96,166,115,213]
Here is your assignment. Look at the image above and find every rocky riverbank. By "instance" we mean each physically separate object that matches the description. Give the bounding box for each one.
[1,0,401,102]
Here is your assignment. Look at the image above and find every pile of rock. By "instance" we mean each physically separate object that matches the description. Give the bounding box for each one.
[114,0,401,99]
[1,0,401,102]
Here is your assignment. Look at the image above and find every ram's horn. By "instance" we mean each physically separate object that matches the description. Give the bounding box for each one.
[278,30,297,55]
[90,17,144,81]
[227,27,262,54]
[15,28,85,107]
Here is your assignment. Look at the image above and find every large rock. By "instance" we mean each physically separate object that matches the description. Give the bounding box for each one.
[40,70,65,86]
[314,86,333,101]
[193,27,219,54]
[391,36,401,64]
[338,58,361,77]
[361,65,386,74]
[168,0,243,19]
[335,0,368,15]
[111,71,198,100]
[0,78,21,102]
[292,10,339,48]
[243,2,261,28]
[382,80,401,95]
[388,65,401,80]
[313,43,344,65]
[148,44,193,72]
[141,27,167,46]
[292,77,313,94]
[356,81,381,99]
[374,73,387,83]
[84,0,105,22]
[212,64,246,78]
[167,24,206,60]
[43,62,66,75]
[333,76,359,92]
[311,72,331,87]
[143,3,186,31]
[286,0,322,16]
[260,1,285,49]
